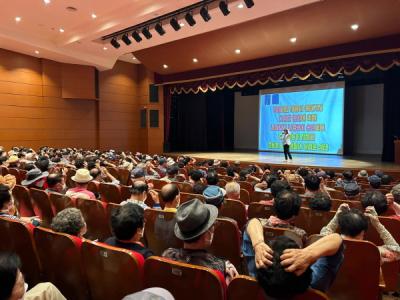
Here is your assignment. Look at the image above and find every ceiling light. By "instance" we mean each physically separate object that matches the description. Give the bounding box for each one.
[142,27,152,39]
[132,56,137,60]
[43,0,51,4]
[219,1,230,16]
[59,28,65,33]
[193,58,198,63]
[200,6,211,22]
[35,50,40,54]
[170,18,181,31]
[235,49,241,54]
[185,12,196,26]
[110,38,120,49]
[237,3,244,9]
[132,31,142,42]
[121,34,131,45]
[290,37,297,43]
[180,22,185,27]
[91,13,97,19]
[163,64,168,69]
[155,23,166,36]
[103,46,108,50]
[244,0,255,8]
[15,17,21,22]
[351,24,359,31]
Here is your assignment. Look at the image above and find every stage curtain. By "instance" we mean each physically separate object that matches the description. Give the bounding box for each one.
[163,85,172,151]
[170,52,400,95]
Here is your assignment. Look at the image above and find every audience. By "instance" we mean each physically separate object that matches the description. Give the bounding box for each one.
[308,192,332,211]
[254,174,278,193]
[343,182,360,200]
[21,168,48,190]
[336,170,356,188]
[46,173,65,194]
[259,180,292,205]
[65,169,95,200]
[162,199,238,284]
[202,185,226,212]
[50,208,87,237]
[368,175,382,190]
[160,184,180,212]
[105,203,154,258]
[225,181,240,200]
[304,174,330,198]
[357,169,369,179]
[121,181,160,209]
[189,170,206,194]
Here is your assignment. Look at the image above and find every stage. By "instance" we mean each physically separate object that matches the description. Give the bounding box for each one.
[166,151,400,172]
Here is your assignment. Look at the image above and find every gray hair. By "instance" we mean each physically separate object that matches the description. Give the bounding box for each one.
[51,208,85,236]
[225,181,240,195]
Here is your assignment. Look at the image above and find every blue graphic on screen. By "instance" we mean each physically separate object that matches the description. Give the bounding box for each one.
[259,88,344,154]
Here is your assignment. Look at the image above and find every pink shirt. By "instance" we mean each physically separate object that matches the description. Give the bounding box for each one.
[66,187,96,200]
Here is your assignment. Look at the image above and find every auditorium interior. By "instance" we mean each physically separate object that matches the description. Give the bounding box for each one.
[1,0,400,299]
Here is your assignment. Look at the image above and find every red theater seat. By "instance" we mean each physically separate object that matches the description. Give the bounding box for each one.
[49,192,75,214]
[29,188,54,227]
[248,202,274,220]
[12,185,35,217]
[219,199,247,230]
[99,182,122,204]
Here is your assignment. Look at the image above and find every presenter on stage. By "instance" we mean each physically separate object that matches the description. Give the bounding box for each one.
[280,129,293,161]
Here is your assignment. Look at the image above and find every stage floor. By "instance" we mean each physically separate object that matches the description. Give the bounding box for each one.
[166,151,400,171]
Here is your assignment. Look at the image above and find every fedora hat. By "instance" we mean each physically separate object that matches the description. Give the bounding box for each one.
[174,199,218,241]
[71,168,93,183]
[21,169,49,186]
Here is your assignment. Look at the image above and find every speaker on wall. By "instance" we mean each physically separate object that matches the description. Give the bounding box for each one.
[149,84,159,103]
[140,109,147,128]
[150,110,159,128]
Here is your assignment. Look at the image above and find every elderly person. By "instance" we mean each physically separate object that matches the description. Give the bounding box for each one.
[120,181,159,209]
[50,208,87,237]
[321,204,400,264]
[21,169,49,190]
[225,181,240,200]
[65,169,96,200]
[162,199,238,284]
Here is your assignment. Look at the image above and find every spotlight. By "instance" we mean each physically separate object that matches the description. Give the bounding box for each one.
[132,31,142,42]
[110,38,120,49]
[170,17,181,31]
[121,34,131,45]
[200,6,211,22]
[219,1,230,16]
[185,12,196,26]
[142,27,152,39]
[155,23,166,36]
[244,0,254,8]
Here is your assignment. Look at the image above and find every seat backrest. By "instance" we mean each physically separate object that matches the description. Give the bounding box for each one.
[0,166,9,175]
[120,185,131,202]
[248,203,274,220]
[75,198,111,241]
[328,239,381,300]
[331,199,363,210]
[106,202,121,234]
[82,240,144,300]
[180,192,206,205]
[99,183,122,204]
[251,191,273,203]
[238,181,253,195]
[8,168,22,184]
[263,226,295,242]
[0,218,41,286]
[209,218,242,272]
[143,209,182,256]
[227,276,329,300]
[329,189,345,199]
[118,168,131,186]
[151,179,168,190]
[12,185,35,217]
[144,256,226,300]
[29,188,54,227]
[174,181,193,193]
[87,181,99,195]
[33,227,89,300]
[49,192,75,214]
[219,199,247,230]
[240,188,251,205]
[106,167,120,182]
[66,169,76,189]
[294,209,336,235]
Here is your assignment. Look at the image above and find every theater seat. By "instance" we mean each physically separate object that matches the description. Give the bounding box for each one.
[118,168,131,186]
[227,275,329,300]
[240,189,251,205]
[144,256,227,300]
[150,179,168,190]
[328,239,381,300]
[252,191,273,203]
[82,240,144,300]
[29,188,54,228]
[294,209,336,235]
[143,208,182,256]
[174,181,193,193]
[0,218,41,286]
[180,192,206,204]
[49,192,75,214]
[33,227,89,300]
[248,202,274,220]
[219,199,247,230]
[12,185,35,217]
[87,181,99,195]
[75,198,111,241]
[66,169,76,189]
[99,182,122,204]
[8,168,22,184]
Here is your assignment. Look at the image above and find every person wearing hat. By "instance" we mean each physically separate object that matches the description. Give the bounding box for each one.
[368,175,382,190]
[162,199,238,284]
[357,169,369,179]
[202,185,227,210]
[343,182,360,200]
[65,169,96,200]
[6,155,19,169]
[21,168,49,190]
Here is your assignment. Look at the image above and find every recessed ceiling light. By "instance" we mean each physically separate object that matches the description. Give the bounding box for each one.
[180,22,185,27]
[103,46,108,50]
[35,50,39,54]
[351,24,359,31]
[43,0,51,4]
[290,37,297,43]
[91,13,97,19]
[15,17,21,22]
[237,3,244,9]
[235,49,241,54]
[59,28,65,33]
[193,58,198,63]
[163,64,168,69]
[132,57,137,60]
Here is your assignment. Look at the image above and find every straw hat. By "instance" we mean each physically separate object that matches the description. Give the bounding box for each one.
[71,169,93,183]
[6,155,19,164]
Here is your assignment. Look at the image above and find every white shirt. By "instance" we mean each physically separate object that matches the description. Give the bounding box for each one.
[281,133,291,145]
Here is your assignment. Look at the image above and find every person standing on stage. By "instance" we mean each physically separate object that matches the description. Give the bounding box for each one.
[281,129,293,161]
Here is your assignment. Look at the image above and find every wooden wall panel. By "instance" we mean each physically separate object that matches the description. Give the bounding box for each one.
[61,64,96,99]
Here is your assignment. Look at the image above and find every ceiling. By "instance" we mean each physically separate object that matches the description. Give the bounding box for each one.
[0,0,319,70]
[133,0,400,75]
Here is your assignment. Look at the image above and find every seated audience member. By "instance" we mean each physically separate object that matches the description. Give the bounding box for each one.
[225,181,240,200]
[309,192,332,211]
[361,191,400,219]
[203,185,226,210]
[391,184,400,204]
[160,184,180,212]
[375,169,384,178]
[304,174,331,198]
[260,180,292,205]
[254,174,278,193]
[206,170,219,186]
[0,252,66,300]
[321,204,400,264]
[46,173,66,194]
[325,170,336,180]
[343,182,360,200]
[105,203,154,258]
[21,168,49,190]
[256,234,343,298]
[51,208,87,237]
[35,158,50,173]
[163,165,180,182]
[65,169,96,200]
[74,158,86,169]
[90,167,120,185]
[368,175,382,190]
[296,167,309,180]
[122,288,174,300]
[381,174,392,185]
[131,167,146,182]
[357,169,369,179]
[242,190,307,276]
[336,170,356,188]
[162,199,238,284]
[121,181,160,209]
[189,170,206,195]
[157,157,168,178]
[6,155,19,169]
[226,166,238,179]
